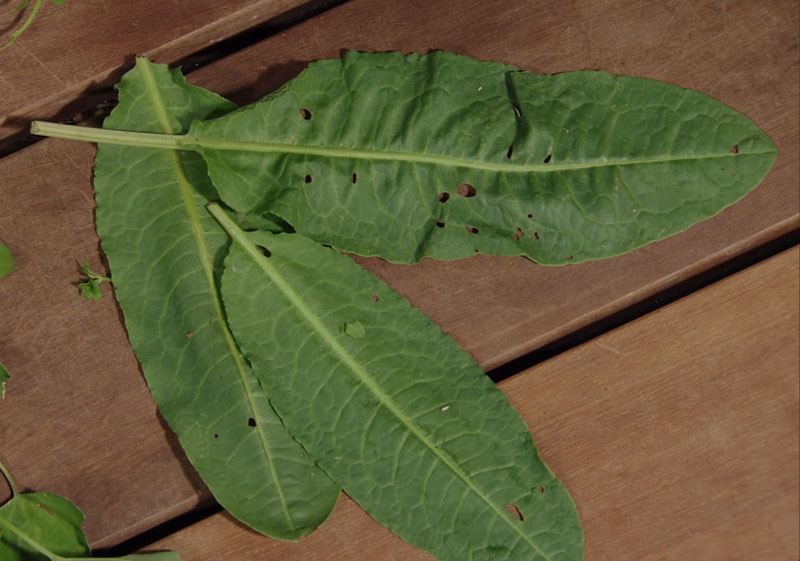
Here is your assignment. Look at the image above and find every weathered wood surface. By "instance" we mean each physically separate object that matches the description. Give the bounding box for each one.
[147,247,800,560]
[0,0,797,554]
[0,0,315,143]
[0,138,211,548]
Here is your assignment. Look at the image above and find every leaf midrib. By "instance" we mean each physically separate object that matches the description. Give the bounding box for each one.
[137,61,296,532]
[31,122,774,174]
[210,204,551,561]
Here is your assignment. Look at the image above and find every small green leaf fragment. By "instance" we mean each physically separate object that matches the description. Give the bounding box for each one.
[0,241,14,278]
[0,0,59,52]
[78,262,110,301]
[344,321,366,339]
[0,362,8,400]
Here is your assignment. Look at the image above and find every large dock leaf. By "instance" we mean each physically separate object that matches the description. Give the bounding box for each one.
[192,50,777,264]
[93,59,339,539]
[211,205,583,561]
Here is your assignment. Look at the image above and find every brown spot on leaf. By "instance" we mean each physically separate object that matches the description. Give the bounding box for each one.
[456,183,477,198]
[506,504,524,521]
[437,192,450,203]
[465,226,479,234]
[299,108,312,120]
[729,144,739,154]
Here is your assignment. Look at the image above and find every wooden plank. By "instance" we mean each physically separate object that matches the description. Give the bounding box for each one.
[145,247,800,560]
[0,0,317,144]
[0,0,796,551]
[0,141,212,548]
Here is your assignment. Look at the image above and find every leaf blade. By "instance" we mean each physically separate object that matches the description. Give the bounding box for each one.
[212,207,583,561]
[92,58,338,539]
[192,50,777,264]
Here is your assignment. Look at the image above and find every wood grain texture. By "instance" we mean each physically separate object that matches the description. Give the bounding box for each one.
[146,247,800,560]
[0,0,797,552]
[0,141,211,548]
[0,0,312,143]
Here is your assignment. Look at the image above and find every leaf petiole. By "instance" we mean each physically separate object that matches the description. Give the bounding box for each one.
[0,458,18,498]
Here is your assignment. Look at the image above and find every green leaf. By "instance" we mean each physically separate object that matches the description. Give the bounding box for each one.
[92,58,338,539]
[211,205,583,561]
[78,262,110,301]
[190,50,777,265]
[0,240,14,278]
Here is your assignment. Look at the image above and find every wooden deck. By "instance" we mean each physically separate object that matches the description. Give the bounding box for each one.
[0,1,797,559]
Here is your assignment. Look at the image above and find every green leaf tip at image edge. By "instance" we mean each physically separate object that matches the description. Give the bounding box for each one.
[0,362,8,399]
[0,240,14,278]
[0,458,181,560]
